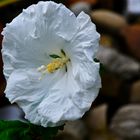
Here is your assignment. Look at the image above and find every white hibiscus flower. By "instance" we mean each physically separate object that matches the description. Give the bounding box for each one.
[2,1,101,127]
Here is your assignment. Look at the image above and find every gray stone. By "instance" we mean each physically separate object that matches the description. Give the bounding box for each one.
[91,10,127,31]
[0,104,25,121]
[97,46,140,79]
[64,120,86,139]
[70,2,91,16]
[85,104,107,131]
[110,105,140,140]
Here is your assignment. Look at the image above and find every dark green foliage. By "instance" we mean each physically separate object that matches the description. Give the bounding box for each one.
[0,120,61,140]
[49,54,61,59]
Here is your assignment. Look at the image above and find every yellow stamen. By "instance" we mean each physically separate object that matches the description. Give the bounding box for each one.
[37,56,69,77]
[37,50,69,80]
[47,57,69,73]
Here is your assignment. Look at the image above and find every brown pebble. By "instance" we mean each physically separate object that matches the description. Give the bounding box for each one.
[110,105,140,140]
[130,81,140,103]
[91,10,127,31]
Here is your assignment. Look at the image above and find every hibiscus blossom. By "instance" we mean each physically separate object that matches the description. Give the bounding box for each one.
[2,1,101,127]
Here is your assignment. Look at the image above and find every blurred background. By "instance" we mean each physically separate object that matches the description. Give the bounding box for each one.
[0,0,140,140]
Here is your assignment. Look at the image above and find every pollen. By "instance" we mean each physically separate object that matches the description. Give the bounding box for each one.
[47,57,69,73]
[37,54,69,78]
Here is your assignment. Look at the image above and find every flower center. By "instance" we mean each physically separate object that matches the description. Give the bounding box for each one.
[37,50,70,76]
[46,56,69,73]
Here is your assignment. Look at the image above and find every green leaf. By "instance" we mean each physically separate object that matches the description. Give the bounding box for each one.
[49,54,61,59]
[0,120,62,140]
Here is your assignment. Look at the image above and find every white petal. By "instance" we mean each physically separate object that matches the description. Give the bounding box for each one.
[37,70,82,126]
[38,93,82,127]
[69,64,100,111]
[37,65,100,127]
[63,12,101,90]
[72,87,99,111]
[5,68,65,126]
[76,12,100,59]
[65,11,100,62]
[73,60,101,89]
[2,1,78,79]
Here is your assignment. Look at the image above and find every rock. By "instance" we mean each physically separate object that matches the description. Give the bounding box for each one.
[54,132,80,140]
[97,46,140,79]
[90,131,122,140]
[121,24,140,61]
[100,35,113,48]
[91,10,127,31]
[85,104,107,131]
[67,0,97,6]
[99,73,122,97]
[130,81,140,103]
[85,104,122,140]
[63,120,86,139]
[70,2,91,16]
[0,104,25,121]
[110,105,140,140]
